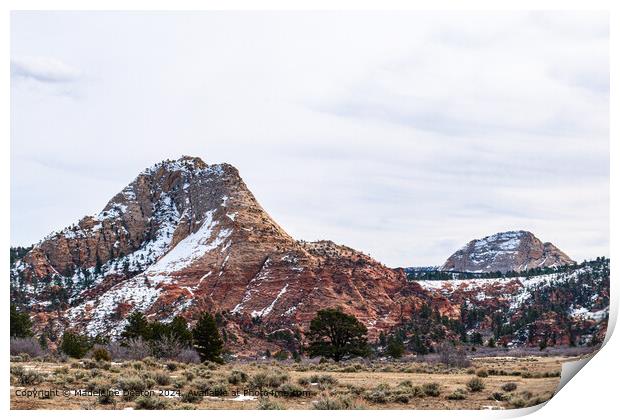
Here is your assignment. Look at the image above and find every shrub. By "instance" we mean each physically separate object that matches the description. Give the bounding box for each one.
[181,390,203,404]
[209,382,228,396]
[476,369,489,378]
[107,339,150,360]
[466,377,485,392]
[422,382,441,397]
[86,379,109,393]
[166,362,178,371]
[82,359,98,369]
[98,391,116,405]
[364,386,389,404]
[92,347,111,362]
[173,377,188,389]
[10,337,44,357]
[267,372,289,388]
[135,395,169,409]
[313,395,360,410]
[176,347,201,364]
[309,374,337,386]
[491,392,507,401]
[249,372,268,389]
[436,342,471,368]
[227,370,248,385]
[12,367,44,385]
[155,371,171,386]
[117,376,147,400]
[446,389,467,400]
[297,377,311,386]
[502,382,518,392]
[274,350,289,360]
[392,394,410,404]
[54,366,69,375]
[277,383,304,397]
[258,398,285,410]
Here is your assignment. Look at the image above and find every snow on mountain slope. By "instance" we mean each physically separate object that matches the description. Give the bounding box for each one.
[441,230,575,273]
[416,261,609,323]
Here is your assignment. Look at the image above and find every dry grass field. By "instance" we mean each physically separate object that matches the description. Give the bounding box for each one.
[9,353,585,410]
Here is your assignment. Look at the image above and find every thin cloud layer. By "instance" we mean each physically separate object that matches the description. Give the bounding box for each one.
[10,11,609,267]
[11,56,81,83]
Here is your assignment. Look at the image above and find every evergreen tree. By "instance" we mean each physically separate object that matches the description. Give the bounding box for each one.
[60,331,91,358]
[471,332,483,345]
[10,305,33,338]
[39,333,49,350]
[306,308,369,361]
[192,312,224,363]
[386,335,405,358]
[121,311,151,341]
[168,316,193,346]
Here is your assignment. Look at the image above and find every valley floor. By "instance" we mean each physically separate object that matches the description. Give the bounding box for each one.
[9,353,592,410]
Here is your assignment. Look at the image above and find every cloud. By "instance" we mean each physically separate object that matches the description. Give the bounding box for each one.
[9,11,609,266]
[11,56,81,83]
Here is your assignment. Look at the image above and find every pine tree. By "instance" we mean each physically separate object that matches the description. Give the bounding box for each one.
[168,316,193,346]
[121,311,151,341]
[193,312,224,363]
[60,331,91,358]
[10,305,33,338]
[386,335,405,358]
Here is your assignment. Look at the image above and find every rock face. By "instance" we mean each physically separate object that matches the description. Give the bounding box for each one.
[441,231,575,273]
[10,156,432,343]
[11,157,604,355]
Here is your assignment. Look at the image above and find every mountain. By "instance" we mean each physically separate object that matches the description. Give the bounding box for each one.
[10,156,433,347]
[440,231,575,273]
[10,157,605,356]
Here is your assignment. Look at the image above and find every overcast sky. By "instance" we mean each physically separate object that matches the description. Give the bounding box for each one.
[10,11,609,267]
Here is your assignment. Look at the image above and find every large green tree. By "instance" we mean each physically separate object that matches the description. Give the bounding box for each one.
[121,311,151,341]
[10,305,32,338]
[307,308,369,361]
[168,316,193,346]
[60,331,91,358]
[192,312,224,363]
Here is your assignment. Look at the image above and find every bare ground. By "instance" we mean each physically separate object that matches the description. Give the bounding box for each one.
[10,354,588,410]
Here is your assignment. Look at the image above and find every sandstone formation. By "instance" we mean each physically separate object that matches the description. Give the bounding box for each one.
[10,157,434,343]
[441,231,575,273]
[10,157,603,354]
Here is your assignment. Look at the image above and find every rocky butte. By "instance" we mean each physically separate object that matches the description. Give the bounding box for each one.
[441,231,575,273]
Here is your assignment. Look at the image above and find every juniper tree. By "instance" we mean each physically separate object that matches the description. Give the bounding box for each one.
[192,312,224,363]
[306,308,369,361]
[10,305,32,338]
[121,311,150,341]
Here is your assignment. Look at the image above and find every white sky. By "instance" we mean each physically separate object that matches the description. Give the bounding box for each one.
[10,11,609,267]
